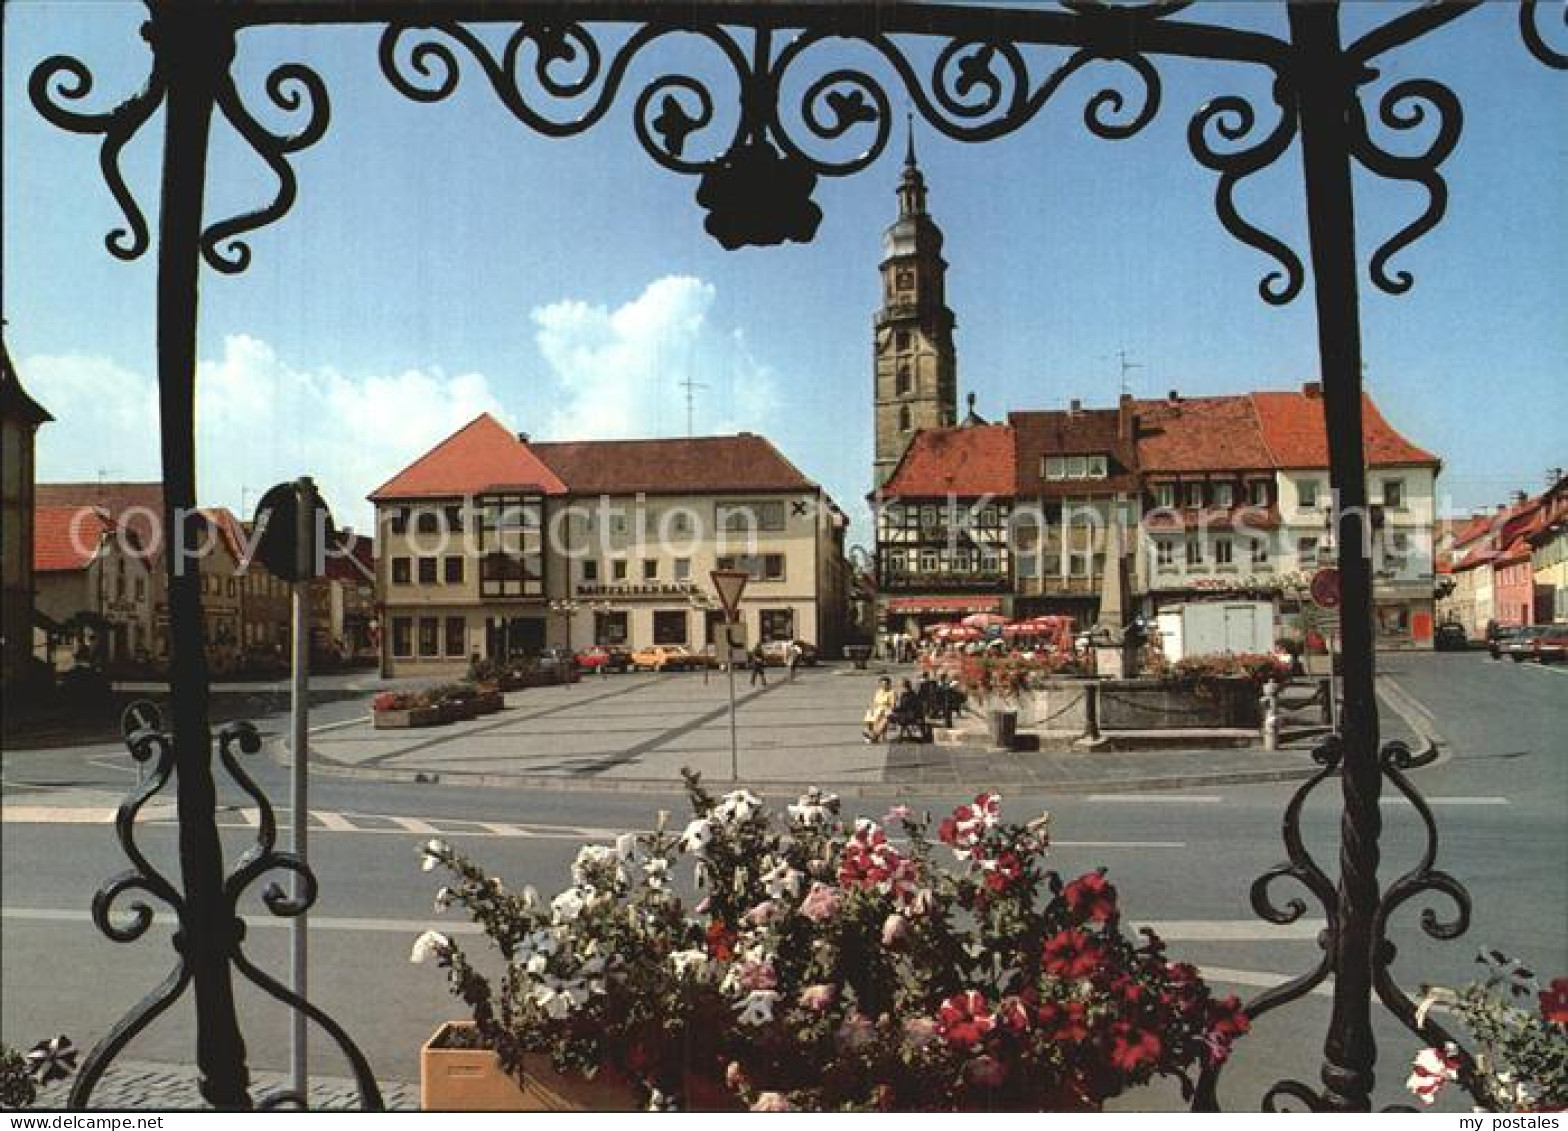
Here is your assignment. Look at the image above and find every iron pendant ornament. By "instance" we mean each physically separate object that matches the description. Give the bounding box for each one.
[26,0,1566,1112]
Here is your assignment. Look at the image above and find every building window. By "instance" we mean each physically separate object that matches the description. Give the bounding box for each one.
[135,578,146,601]
[1386,533,1410,570]
[445,616,466,657]
[717,501,786,533]
[1156,540,1175,567]
[444,505,465,533]
[1300,481,1320,508]
[612,559,628,582]
[595,611,628,645]
[1186,540,1204,566]
[482,496,542,530]
[444,556,464,584]
[670,511,692,535]
[387,508,408,535]
[1298,537,1320,564]
[1383,479,1405,508]
[392,617,413,657]
[674,557,691,583]
[418,557,438,584]
[920,549,938,572]
[1214,483,1235,508]
[582,559,599,583]
[895,364,911,396]
[1044,456,1065,481]
[479,551,542,597]
[391,557,411,585]
[653,610,688,645]
[1250,480,1270,506]
[416,510,440,535]
[1087,455,1108,479]
[1252,538,1271,565]
[1185,483,1204,508]
[1215,538,1234,566]
[895,330,910,351]
[417,617,439,657]
[760,609,794,642]
[899,405,912,432]
[1154,483,1176,509]
[643,559,659,581]
[715,554,785,581]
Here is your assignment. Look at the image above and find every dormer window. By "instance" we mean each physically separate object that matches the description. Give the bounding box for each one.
[1043,454,1110,481]
[1214,483,1235,508]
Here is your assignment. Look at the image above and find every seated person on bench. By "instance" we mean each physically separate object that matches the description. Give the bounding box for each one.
[889,678,931,742]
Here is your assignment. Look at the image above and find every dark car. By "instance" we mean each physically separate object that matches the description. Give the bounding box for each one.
[1433,622,1468,652]
[1487,625,1524,660]
[1530,625,1568,664]
[536,646,578,673]
[1499,626,1550,662]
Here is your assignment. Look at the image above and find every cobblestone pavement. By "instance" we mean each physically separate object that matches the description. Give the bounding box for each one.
[30,1061,417,1111]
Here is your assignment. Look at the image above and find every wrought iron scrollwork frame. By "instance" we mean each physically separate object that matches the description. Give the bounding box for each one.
[26,0,1566,1113]
[67,722,382,1111]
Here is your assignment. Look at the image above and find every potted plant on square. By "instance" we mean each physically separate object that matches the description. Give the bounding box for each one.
[412,774,1249,1111]
[371,690,441,729]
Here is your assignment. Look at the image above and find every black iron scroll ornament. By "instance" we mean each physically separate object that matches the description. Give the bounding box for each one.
[27,0,1566,1112]
[66,722,382,1110]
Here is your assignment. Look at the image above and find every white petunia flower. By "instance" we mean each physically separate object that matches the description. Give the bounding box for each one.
[551,888,587,923]
[419,838,451,871]
[409,930,450,964]
[670,949,709,979]
[680,818,714,854]
[643,857,671,890]
[433,886,455,912]
[734,989,781,1027]
[614,832,639,861]
[716,789,763,825]
[760,856,802,900]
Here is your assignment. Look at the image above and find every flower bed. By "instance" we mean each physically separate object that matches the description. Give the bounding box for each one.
[372,691,442,729]
[412,774,1247,1111]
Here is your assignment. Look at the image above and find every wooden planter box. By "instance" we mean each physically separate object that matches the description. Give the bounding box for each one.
[471,690,504,715]
[420,1023,640,1111]
[373,705,441,729]
[438,700,476,723]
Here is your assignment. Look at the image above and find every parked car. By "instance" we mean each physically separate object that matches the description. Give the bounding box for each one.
[1498,626,1550,662]
[1433,622,1468,652]
[1530,625,1568,664]
[536,646,578,674]
[574,644,631,673]
[758,639,819,667]
[1487,626,1524,660]
[630,644,704,672]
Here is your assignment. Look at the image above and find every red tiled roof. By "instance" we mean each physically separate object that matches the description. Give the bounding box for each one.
[369,414,568,501]
[34,506,112,572]
[1133,396,1275,472]
[36,482,164,550]
[531,434,818,496]
[325,533,376,583]
[199,507,249,564]
[1251,390,1439,469]
[1009,407,1139,497]
[879,424,1015,499]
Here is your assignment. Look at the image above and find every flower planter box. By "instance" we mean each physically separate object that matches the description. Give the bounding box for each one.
[471,691,504,715]
[438,700,476,723]
[373,705,442,729]
[1097,676,1261,730]
[420,1023,639,1111]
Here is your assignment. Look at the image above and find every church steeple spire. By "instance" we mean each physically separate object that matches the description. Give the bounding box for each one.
[897,114,928,218]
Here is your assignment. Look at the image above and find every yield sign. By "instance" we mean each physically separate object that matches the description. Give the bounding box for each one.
[709,569,749,621]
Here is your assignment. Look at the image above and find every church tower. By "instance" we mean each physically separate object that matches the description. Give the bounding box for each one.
[873,122,957,488]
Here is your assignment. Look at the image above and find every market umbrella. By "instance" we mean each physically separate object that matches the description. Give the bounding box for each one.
[961,612,1008,630]
[933,623,982,642]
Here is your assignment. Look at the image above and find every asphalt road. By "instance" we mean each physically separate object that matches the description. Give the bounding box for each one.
[2,650,1562,1111]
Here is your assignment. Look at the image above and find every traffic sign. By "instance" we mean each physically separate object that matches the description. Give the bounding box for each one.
[709,569,749,622]
[1310,567,1341,609]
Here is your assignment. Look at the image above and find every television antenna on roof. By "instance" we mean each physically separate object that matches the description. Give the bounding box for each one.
[679,374,708,437]
[1114,349,1142,398]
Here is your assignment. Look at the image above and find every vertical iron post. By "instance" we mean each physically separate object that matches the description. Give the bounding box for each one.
[1289,3,1383,1111]
[150,3,251,1109]
[290,476,316,1099]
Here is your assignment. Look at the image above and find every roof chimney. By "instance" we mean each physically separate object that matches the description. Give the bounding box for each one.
[1166,389,1181,404]
[1302,381,1323,398]
[1068,398,1081,415]
[516,432,530,443]
[1511,490,1528,506]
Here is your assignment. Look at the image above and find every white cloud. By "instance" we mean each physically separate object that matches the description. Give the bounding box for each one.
[26,336,505,530]
[532,275,778,440]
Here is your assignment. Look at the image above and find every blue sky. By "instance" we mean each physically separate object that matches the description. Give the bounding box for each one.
[4,2,1564,536]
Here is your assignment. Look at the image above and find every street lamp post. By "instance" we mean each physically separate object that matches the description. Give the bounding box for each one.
[548,598,578,655]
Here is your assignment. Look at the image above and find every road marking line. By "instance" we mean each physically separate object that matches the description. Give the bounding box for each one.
[1086,794,1223,804]
[1202,966,1333,998]
[1418,797,1510,806]
[388,815,439,834]
[0,908,1324,953]
[237,807,261,828]
[313,810,357,832]
[1053,841,1186,849]
[0,806,114,824]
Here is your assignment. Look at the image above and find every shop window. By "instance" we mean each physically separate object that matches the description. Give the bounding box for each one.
[443,556,464,584]
[760,609,794,642]
[653,610,688,644]
[595,611,628,645]
[417,617,438,657]
[445,617,466,657]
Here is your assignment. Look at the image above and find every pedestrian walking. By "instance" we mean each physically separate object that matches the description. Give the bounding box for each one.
[749,643,768,687]
[786,639,803,680]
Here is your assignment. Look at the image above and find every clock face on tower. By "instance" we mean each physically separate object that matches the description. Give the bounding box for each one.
[895,267,914,291]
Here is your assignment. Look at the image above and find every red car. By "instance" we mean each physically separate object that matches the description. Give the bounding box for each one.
[1532,625,1568,664]
[574,645,631,673]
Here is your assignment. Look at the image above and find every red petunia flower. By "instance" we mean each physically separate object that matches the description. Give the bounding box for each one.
[1043,929,1104,980]
[705,920,737,961]
[1063,871,1118,922]
[1109,1021,1164,1073]
[1037,1000,1089,1043]
[937,991,997,1049]
[1540,977,1568,1026]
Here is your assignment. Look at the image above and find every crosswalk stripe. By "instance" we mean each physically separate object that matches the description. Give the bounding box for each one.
[313,810,357,831]
[388,815,439,834]
[1086,794,1223,804]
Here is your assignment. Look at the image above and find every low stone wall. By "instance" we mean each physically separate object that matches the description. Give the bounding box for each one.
[1005,677,1261,734]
